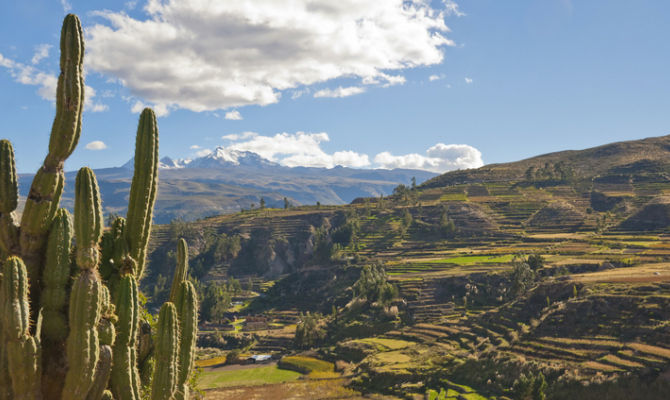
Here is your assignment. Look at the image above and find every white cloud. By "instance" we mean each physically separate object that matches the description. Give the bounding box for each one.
[374,143,483,172]
[222,131,258,141]
[429,74,443,81]
[31,44,52,65]
[464,77,473,84]
[291,88,310,99]
[60,0,72,12]
[224,110,243,120]
[314,86,365,98]
[225,131,370,168]
[85,140,107,150]
[0,53,108,112]
[190,144,201,149]
[86,0,457,112]
[130,99,170,117]
[195,148,213,157]
[443,0,465,17]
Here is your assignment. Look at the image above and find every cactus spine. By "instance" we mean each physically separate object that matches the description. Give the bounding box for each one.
[0,13,198,400]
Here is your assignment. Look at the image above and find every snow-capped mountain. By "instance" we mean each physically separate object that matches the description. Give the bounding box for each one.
[186,147,278,169]
[121,147,277,170]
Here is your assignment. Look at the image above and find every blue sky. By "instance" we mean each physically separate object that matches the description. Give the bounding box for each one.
[1,0,669,174]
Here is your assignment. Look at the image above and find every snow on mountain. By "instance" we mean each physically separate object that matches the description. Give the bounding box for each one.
[121,147,277,170]
[186,146,278,169]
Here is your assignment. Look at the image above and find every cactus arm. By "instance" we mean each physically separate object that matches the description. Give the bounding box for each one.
[151,302,180,400]
[46,14,85,168]
[174,281,198,400]
[110,275,141,400]
[40,208,75,398]
[0,257,41,400]
[62,167,105,400]
[62,270,102,400]
[40,208,73,342]
[74,168,103,271]
[0,139,19,256]
[169,238,188,302]
[124,108,159,279]
[20,14,84,319]
[86,345,113,400]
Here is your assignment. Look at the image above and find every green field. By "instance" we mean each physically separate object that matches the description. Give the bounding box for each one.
[198,365,302,389]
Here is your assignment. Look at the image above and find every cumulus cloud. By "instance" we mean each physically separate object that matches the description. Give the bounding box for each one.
[374,143,483,172]
[0,53,108,112]
[31,44,52,65]
[86,0,457,112]
[314,86,365,98]
[189,144,201,149]
[225,132,370,168]
[85,140,107,150]
[224,110,243,120]
[429,74,443,81]
[464,77,473,84]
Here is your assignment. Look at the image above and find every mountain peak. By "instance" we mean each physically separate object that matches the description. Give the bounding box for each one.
[187,146,278,169]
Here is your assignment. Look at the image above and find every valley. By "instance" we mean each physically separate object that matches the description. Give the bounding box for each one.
[143,134,670,399]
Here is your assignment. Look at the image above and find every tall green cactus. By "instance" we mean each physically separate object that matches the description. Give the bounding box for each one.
[151,303,180,400]
[0,13,198,400]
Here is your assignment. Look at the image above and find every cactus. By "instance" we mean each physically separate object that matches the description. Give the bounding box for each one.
[151,303,180,400]
[0,257,41,400]
[125,108,159,279]
[19,14,84,316]
[86,345,113,400]
[0,13,198,400]
[110,275,141,400]
[169,238,188,302]
[174,281,198,400]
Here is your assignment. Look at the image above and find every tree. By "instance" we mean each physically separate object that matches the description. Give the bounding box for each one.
[510,260,536,298]
[439,208,456,238]
[284,197,289,209]
[260,197,266,209]
[411,176,417,190]
[526,253,545,271]
[352,264,398,307]
[295,312,325,348]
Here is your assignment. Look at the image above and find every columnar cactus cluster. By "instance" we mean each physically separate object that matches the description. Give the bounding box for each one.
[0,14,198,400]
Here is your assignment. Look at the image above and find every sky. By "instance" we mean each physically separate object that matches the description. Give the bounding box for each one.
[1,0,669,174]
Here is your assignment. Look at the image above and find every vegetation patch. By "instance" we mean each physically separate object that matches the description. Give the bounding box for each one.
[278,356,335,374]
[198,365,302,389]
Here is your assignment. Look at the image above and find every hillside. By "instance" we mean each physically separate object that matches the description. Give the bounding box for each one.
[144,133,670,399]
[423,134,670,188]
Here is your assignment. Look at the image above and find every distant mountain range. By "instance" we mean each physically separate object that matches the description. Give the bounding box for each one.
[18,146,436,223]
